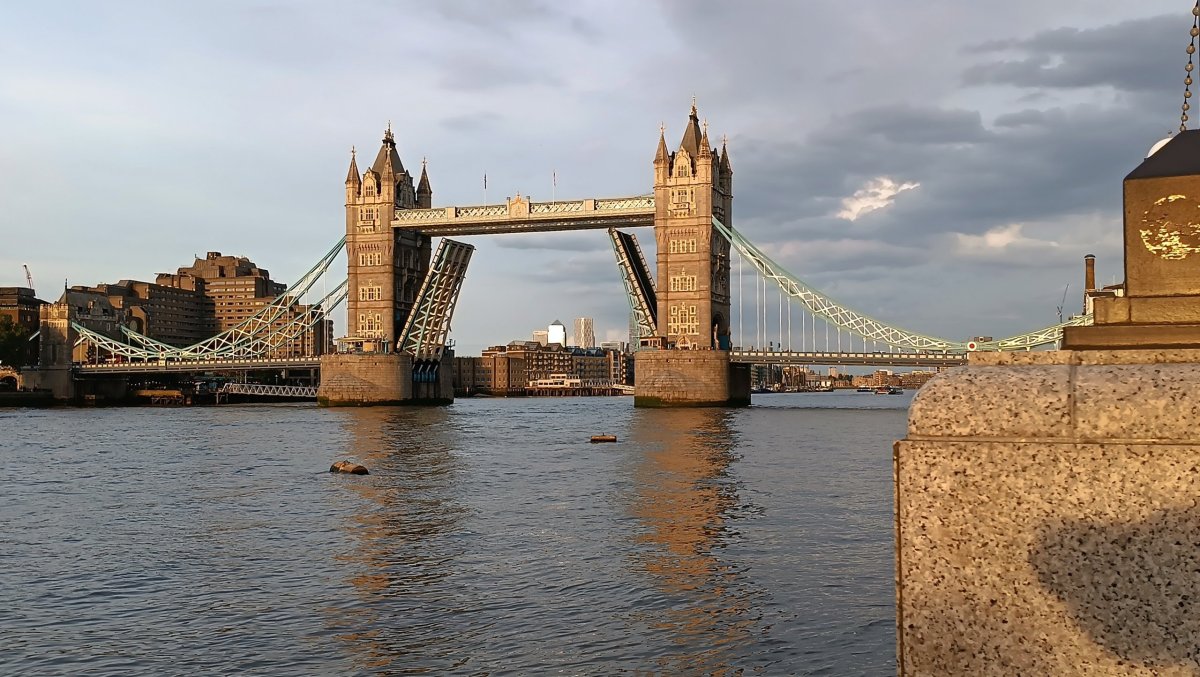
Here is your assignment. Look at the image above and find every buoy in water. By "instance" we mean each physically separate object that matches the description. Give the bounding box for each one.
[590,435,618,443]
[330,460,369,475]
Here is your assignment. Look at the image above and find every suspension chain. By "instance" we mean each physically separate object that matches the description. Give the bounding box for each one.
[1183,1,1199,132]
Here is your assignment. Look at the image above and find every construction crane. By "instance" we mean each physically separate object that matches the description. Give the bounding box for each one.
[22,264,33,290]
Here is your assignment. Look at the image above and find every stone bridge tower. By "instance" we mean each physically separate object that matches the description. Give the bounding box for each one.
[652,102,733,350]
[635,103,749,407]
[343,125,432,351]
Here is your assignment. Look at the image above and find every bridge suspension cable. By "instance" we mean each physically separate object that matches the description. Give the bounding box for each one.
[714,217,1092,352]
[73,237,348,363]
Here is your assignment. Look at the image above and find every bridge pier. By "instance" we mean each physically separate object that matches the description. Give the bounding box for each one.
[633,350,749,407]
[317,352,455,406]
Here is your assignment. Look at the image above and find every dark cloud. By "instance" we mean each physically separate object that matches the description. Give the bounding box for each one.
[963,15,1179,92]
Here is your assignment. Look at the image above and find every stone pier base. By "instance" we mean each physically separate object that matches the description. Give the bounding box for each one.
[896,350,1200,675]
[318,353,412,406]
[633,350,750,407]
[318,352,455,406]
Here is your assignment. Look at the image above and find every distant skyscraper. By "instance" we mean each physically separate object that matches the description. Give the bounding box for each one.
[532,329,549,346]
[573,317,595,349]
[547,319,566,347]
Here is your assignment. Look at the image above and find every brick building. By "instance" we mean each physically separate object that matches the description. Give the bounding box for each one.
[0,287,45,365]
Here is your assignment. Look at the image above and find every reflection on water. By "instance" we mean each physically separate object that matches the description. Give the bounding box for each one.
[2,394,900,674]
[325,407,473,674]
[627,409,764,674]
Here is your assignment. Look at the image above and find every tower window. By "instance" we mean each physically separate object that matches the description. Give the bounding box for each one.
[669,274,697,292]
[364,183,376,197]
[668,239,698,254]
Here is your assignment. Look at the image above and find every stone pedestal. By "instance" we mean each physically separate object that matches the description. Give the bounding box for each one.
[318,353,413,406]
[633,350,749,407]
[896,350,1200,675]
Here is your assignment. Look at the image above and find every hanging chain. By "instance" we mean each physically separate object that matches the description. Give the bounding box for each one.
[1183,1,1200,132]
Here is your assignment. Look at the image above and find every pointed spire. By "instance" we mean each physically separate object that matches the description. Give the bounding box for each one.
[719,134,732,172]
[699,118,712,157]
[678,100,702,157]
[345,146,360,185]
[372,122,405,176]
[417,157,432,195]
[654,123,670,165]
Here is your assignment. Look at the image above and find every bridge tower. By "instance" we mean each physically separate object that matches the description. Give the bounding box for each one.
[635,102,750,407]
[343,125,432,351]
[320,125,440,406]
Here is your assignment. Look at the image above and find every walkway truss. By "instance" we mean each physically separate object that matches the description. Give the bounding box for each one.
[711,218,1092,352]
[73,237,348,363]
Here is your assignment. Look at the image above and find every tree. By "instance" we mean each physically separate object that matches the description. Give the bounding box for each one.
[0,316,33,368]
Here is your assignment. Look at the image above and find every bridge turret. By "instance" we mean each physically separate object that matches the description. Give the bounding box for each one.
[345,147,360,202]
[370,124,417,209]
[416,158,432,209]
[653,125,671,182]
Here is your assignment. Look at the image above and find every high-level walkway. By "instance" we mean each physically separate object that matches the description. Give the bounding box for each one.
[393,195,654,236]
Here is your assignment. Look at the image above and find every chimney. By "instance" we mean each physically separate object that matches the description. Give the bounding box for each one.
[1084,254,1096,291]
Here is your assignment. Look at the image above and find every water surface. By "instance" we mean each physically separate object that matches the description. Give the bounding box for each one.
[1,391,907,674]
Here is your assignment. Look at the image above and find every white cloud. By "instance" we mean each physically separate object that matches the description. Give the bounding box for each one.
[835,177,921,221]
[953,223,1058,254]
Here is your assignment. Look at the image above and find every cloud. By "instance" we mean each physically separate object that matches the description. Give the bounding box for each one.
[963,15,1179,92]
[954,222,1057,253]
[836,177,921,221]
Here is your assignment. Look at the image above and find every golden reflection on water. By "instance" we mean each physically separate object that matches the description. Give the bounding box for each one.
[322,406,465,674]
[627,408,757,675]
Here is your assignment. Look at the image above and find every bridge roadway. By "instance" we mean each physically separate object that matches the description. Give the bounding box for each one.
[76,357,320,375]
[730,350,967,368]
[75,350,965,376]
[393,195,655,236]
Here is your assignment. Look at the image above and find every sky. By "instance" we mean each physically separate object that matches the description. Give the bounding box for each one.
[1,0,1194,355]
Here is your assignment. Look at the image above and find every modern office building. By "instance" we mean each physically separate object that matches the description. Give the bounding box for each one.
[573,317,595,348]
[547,320,566,347]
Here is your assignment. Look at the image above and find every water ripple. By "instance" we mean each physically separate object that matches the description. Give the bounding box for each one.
[0,393,899,674]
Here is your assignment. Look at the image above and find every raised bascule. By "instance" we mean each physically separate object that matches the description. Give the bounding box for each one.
[54,101,1088,405]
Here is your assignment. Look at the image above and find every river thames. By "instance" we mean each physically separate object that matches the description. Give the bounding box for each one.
[1,391,906,675]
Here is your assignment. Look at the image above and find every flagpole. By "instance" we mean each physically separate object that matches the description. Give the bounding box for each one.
[552,170,557,202]
[483,172,488,205]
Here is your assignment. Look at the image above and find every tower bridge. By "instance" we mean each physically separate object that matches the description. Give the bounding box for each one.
[51,101,1089,405]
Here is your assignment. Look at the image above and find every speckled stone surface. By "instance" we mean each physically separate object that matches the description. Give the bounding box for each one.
[897,351,1200,676]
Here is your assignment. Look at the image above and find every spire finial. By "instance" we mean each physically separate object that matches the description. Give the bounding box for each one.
[351,145,356,158]
[722,133,728,148]
[702,118,708,134]
[691,95,697,116]
[422,156,427,169]
[659,121,665,135]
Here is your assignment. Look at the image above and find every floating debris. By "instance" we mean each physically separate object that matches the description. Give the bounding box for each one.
[330,460,369,475]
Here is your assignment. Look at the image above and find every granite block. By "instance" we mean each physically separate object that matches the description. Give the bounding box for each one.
[1074,365,1200,442]
[896,439,1200,676]
[907,365,1071,439]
